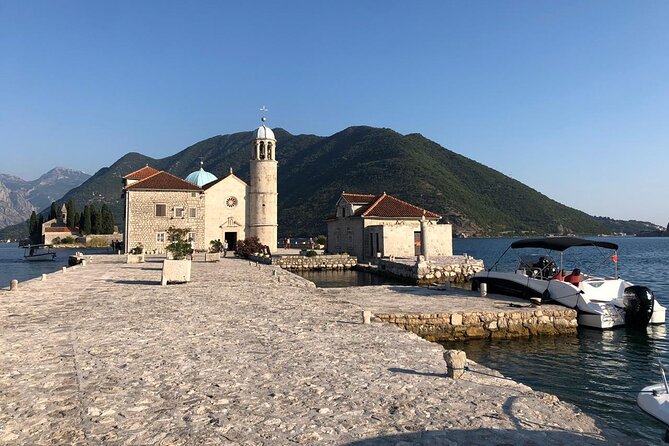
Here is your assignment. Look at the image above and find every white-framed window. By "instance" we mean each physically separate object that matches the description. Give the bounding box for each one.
[174,207,184,218]
[189,207,197,218]
[155,204,167,217]
[191,192,197,198]
[187,232,195,243]
[156,232,165,243]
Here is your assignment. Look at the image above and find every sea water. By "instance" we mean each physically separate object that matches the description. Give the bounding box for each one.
[444,236,669,442]
[0,243,111,286]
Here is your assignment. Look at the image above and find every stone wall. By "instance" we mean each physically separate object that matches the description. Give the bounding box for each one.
[275,254,357,270]
[374,255,485,284]
[126,190,205,254]
[375,308,578,341]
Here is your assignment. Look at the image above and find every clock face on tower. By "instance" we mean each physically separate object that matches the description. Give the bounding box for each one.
[226,196,238,208]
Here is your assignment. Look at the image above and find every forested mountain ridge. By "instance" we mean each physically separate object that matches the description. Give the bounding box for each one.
[1,126,649,239]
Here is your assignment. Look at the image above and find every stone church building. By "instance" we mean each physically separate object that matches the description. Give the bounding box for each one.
[122,120,278,254]
[326,192,453,261]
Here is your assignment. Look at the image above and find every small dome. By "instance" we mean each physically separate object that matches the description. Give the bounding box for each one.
[255,125,275,140]
[185,165,217,187]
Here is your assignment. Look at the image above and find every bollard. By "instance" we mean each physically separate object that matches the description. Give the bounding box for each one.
[81,259,87,266]
[41,273,47,281]
[362,310,372,324]
[443,350,467,379]
[62,267,67,273]
[272,270,277,276]
[10,279,18,291]
[480,282,487,297]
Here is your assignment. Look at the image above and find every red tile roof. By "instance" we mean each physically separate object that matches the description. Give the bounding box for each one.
[123,165,160,180]
[354,193,441,219]
[341,192,376,205]
[45,227,77,233]
[125,171,202,191]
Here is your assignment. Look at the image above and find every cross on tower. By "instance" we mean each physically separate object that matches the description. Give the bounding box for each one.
[260,105,268,123]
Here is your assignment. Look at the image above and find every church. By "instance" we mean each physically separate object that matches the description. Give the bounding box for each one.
[122,117,278,254]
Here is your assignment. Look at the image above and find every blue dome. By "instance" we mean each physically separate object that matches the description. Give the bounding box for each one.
[185,166,217,187]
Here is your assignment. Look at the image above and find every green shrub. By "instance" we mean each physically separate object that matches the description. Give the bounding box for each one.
[305,250,318,257]
[130,244,144,255]
[61,236,76,244]
[166,227,193,260]
[52,237,61,244]
[316,235,326,246]
[209,239,223,253]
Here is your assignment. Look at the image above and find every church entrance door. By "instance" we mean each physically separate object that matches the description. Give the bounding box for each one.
[224,232,238,251]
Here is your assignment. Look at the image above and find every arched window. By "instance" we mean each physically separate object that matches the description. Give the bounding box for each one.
[259,141,265,160]
[267,145,272,160]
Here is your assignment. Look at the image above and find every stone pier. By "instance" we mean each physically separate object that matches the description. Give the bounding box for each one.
[0,256,638,445]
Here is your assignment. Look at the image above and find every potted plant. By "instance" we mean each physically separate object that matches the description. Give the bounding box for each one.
[161,227,193,285]
[127,243,145,263]
[206,239,222,262]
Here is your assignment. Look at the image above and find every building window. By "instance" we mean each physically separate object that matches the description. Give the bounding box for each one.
[191,192,197,197]
[187,232,195,243]
[189,207,197,218]
[155,204,167,217]
[175,207,184,218]
[157,232,165,243]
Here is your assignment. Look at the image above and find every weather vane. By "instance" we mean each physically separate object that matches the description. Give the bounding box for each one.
[260,105,268,123]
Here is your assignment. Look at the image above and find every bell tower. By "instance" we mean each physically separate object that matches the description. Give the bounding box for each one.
[248,106,278,250]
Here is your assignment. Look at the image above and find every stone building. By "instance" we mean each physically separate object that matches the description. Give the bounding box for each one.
[42,203,80,244]
[326,192,452,261]
[123,118,278,253]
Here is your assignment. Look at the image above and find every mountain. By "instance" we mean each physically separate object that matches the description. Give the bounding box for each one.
[0,167,91,230]
[0,126,654,240]
[592,217,664,235]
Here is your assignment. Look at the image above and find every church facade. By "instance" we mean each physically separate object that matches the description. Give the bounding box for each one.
[122,120,278,254]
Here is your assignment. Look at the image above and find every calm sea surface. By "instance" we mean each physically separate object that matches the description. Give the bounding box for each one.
[0,243,111,286]
[452,237,669,443]
[302,237,669,443]
[3,238,669,441]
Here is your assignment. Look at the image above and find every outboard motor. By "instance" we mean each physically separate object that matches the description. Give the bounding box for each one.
[624,286,655,328]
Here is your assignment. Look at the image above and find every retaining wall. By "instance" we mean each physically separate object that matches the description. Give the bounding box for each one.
[375,308,578,341]
[373,255,485,285]
[276,254,357,270]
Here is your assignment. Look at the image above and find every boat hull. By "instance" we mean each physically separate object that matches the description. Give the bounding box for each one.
[638,384,669,425]
[24,254,56,261]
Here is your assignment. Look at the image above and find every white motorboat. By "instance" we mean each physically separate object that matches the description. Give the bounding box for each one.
[23,244,56,261]
[471,237,666,329]
[638,360,669,431]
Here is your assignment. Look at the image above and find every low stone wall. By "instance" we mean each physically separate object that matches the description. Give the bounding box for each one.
[373,255,485,285]
[375,308,578,341]
[275,254,357,270]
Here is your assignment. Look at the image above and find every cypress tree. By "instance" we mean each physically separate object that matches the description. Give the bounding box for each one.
[66,199,76,228]
[48,202,57,221]
[73,212,80,229]
[29,211,37,238]
[100,204,114,234]
[90,204,101,235]
[36,214,44,243]
[82,206,92,235]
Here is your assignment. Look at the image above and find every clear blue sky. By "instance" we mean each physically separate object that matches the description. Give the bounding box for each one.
[1,1,667,225]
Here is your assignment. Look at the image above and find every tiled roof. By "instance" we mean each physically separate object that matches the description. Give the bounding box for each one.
[45,227,77,233]
[341,192,376,205]
[354,193,441,219]
[125,171,202,191]
[123,165,160,180]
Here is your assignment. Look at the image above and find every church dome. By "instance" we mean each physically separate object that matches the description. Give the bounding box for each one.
[255,124,275,140]
[185,164,218,187]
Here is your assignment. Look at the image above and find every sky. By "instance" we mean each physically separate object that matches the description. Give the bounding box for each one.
[0,1,667,225]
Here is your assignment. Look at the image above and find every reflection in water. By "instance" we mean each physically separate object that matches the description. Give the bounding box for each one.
[293,269,406,288]
[443,326,668,442]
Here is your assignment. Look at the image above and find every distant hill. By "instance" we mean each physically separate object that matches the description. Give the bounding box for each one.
[0,167,90,230]
[592,216,664,235]
[0,126,656,240]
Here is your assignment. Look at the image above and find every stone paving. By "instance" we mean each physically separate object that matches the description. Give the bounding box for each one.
[0,256,643,445]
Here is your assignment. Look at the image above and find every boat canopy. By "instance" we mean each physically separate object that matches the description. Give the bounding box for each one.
[510,237,618,252]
